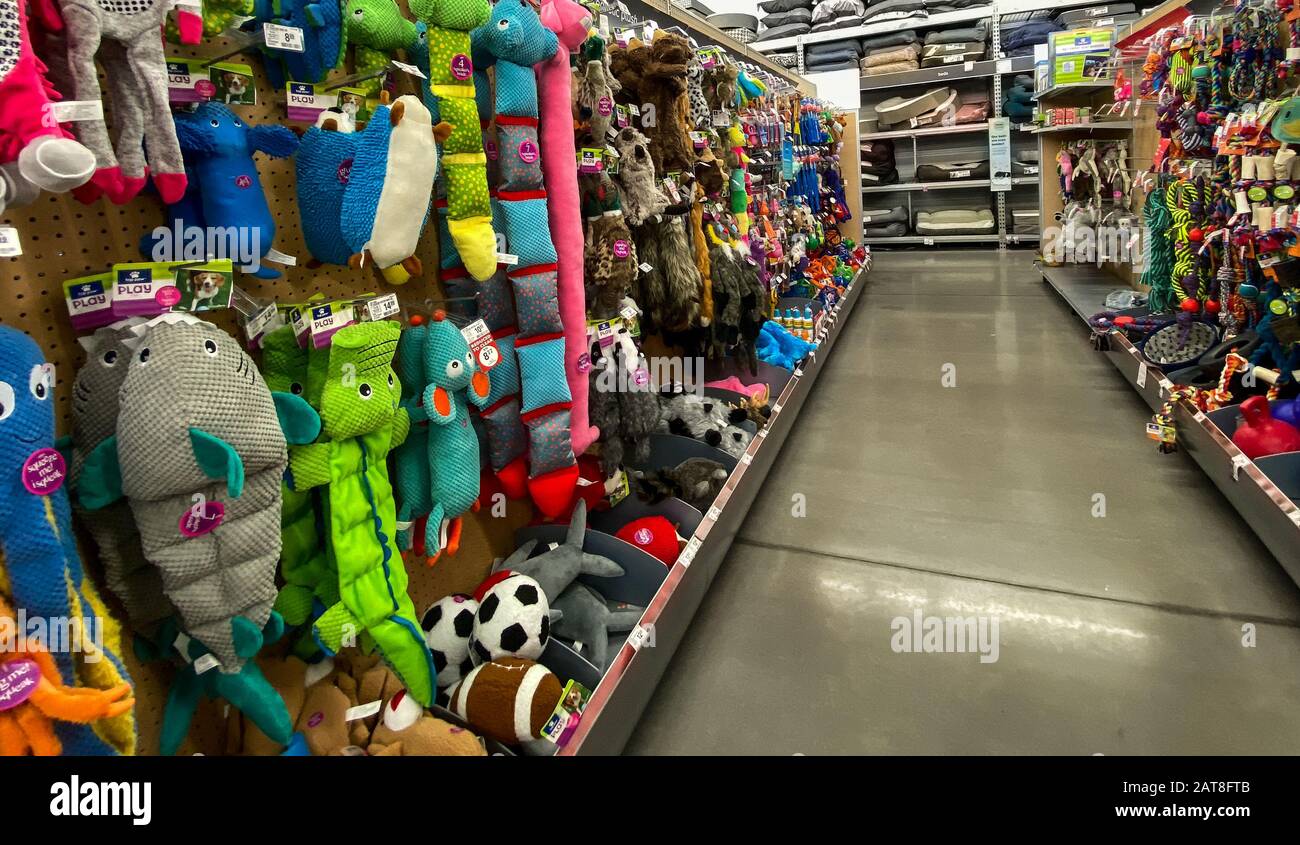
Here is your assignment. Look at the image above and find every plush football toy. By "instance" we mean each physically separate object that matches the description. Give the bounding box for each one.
[446,657,564,746]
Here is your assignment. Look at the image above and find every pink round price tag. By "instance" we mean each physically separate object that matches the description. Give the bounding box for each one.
[518,139,538,164]
[612,239,631,259]
[195,79,217,98]
[576,353,592,374]
[22,448,65,496]
[450,54,473,81]
[597,96,613,116]
[179,501,225,538]
[633,528,653,545]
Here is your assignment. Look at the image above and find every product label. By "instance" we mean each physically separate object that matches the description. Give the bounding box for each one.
[619,303,640,337]
[540,679,591,746]
[485,140,498,160]
[286,82,325,123]
[593,319,619,348]
[345,700,382,721]
[194,653,220,674]
[460,318,500,371]
[616,104,630,128]
[0,227,19,257]
[112,264,170,318]
[288,305,310,347]
[612,239,631,259]
[391,59,426,79]
[518,139,539,163]
[576,352,592,373]
[264,23,305,52]
[22,448,66,496]
[244,302,281,347]
[633,527,653,546]
[950,169,971,179]
[264,247,297,267]
[450,54,473,81]
[172,259,235,312]
[597,95,613,116]
[50,100,104,123]
[690,131,708,149]
[167,59,215,104]
[712,110,730,128]
[309,304,355,348]
[337,157,353,184]
[578,147,603,173]
[64,274,115,331]
[0,660,40,712]
[365,292,400,321]
[155,285,182,308]
[208,62,257,106]
[179,500,225,538]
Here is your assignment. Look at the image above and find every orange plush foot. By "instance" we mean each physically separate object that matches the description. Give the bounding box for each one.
[13,706,61,756]
[445,517,463,557]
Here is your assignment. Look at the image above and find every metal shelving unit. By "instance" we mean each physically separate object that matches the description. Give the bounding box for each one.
[1038,263,1300,591]
[1032,80,1114,100]
[752,5,995,54]
[1033,119,1135,134]
[561,265,871,755]
[867,234,1000,244]
[859,55,1035,92]
[862,176,1036,193]
[861,121,991,142]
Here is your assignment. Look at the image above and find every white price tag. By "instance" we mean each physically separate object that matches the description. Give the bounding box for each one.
[1136,362,1148,388]
[1231,452,1250,481]
[627,625,651,652]
[496,252,519,265]
[706,505,721,522]
[264,247,297,266]
[0,227,21,258]
[679,536,702,568]
[460,318,500,370]
[963,61,974,71]
[740,451,753,465]
[638,262,653,273]
[923,237,934,246]
[391,59,426,79]
[771,403,783,415]
[712,110,731,128]
[345,700,382,721]
[263,23,305,52]
[244,302,280,341]
[794,368,804,377]
[194,653,220,674]
[1023,165,1039,175]
[50,100,104,123]
[996,58,1012,74]
[950,169,971,178]
[365,292,399,321]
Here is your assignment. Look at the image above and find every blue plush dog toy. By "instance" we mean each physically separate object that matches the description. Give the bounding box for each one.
[144,104,300,279]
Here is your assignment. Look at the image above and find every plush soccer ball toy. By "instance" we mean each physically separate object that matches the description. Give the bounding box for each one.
[470,573,551,665]
[421,594,479,689]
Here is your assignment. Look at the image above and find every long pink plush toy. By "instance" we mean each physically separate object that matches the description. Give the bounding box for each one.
[538,0,598,456]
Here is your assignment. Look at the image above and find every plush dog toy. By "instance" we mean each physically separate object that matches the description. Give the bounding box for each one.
[551,583,642,671]
[160,103,300,279]
[610,127,666,226]
[50,0,187,203]
[490,500,623,601]
[0,325,136,756]
[539,0,599,458]
[344,0,417,96]
[250,0,346,89]
[295,113,360,267]
[277,321,436,708]
[0,0,96,213]
[417,311,491,564]
[341,94,449,285]
[392,322,431,554]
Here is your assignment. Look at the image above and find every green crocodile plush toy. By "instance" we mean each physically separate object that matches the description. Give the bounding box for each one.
[260,326,334,628]
[345,0,418,98]
[279,321,436,706]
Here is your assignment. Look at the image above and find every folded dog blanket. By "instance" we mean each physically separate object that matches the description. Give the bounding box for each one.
[812,0,864,23]
[955,97,989,124]
[809,47,864,66]
[915,208,995,234]
[861,205,908,224]
[812,15,863,31]
[924,22,988,44]
[861,30,918,51]
[863,221,908,238]
[754,22,810,40]
[1002,21,1060,51]
[915,160,990,181]
[863,0,927,22]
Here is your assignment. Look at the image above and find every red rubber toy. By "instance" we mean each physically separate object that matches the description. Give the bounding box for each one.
[1232,396,1300,459]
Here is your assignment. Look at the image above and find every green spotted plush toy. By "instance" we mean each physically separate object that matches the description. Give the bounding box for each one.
[277,321,436,707]
[410,0,498,281]
[345,0,419,98]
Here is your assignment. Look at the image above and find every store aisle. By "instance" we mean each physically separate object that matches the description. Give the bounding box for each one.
[626,250,1300,755]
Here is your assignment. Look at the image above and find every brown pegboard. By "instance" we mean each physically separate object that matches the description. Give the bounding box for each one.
[0,24,524,755]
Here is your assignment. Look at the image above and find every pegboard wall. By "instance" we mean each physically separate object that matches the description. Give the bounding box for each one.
[0,14,532,754]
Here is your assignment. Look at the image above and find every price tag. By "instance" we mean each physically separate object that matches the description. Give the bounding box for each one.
[263,22,305,52]
[194,653,220,674]
[1231,452,1250,481]
[578,147,603,173]
[638,262,653,273]
[678,536,702,568]
[690,131,708,149]
[244,302,280,343]
[496,252,519,265]
[365,292,399,321]
[627,625,651,651]
[740,451,753,465]
[391,59,426,79]
[264,247,297,266]
[963,61,974,71]
[794,367,803,377]
[345,700,382,721]
[712,110,730,128]
[0,227,21,258]
[1136,362,1148,388]
[1023,165,1039,175]
[923,237,935,246]
[1288,508,1300,527]
[50,100,104,123]
[996,58,1012,74]
[460,318,500,370]
[950,169,971,179]
[771,403,783,415]
[1145,421,1176,444]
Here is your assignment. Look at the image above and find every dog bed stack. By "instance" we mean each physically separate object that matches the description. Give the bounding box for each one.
[1002,19,1062,57]
[707,12,761,43]
[811,0,867,32]
[806,39,864,73]
[914,208,995,235]
[754,0,813,42]
[860,0,928,27]
[862,205,909,239]
[860,138,899,188]
[1057,4,1139,32]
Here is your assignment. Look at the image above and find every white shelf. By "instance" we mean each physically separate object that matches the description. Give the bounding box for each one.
[753,6,994,52]
[1032,120,1134,134]
[858,55,1035,91]
[861,176,1038,193]
[859,121,989,141]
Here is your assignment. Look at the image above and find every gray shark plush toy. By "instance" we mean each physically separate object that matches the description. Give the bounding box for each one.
[491,500,625,601]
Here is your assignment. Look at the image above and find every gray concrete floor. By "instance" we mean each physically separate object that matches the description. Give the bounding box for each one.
[626,250,1300,755]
